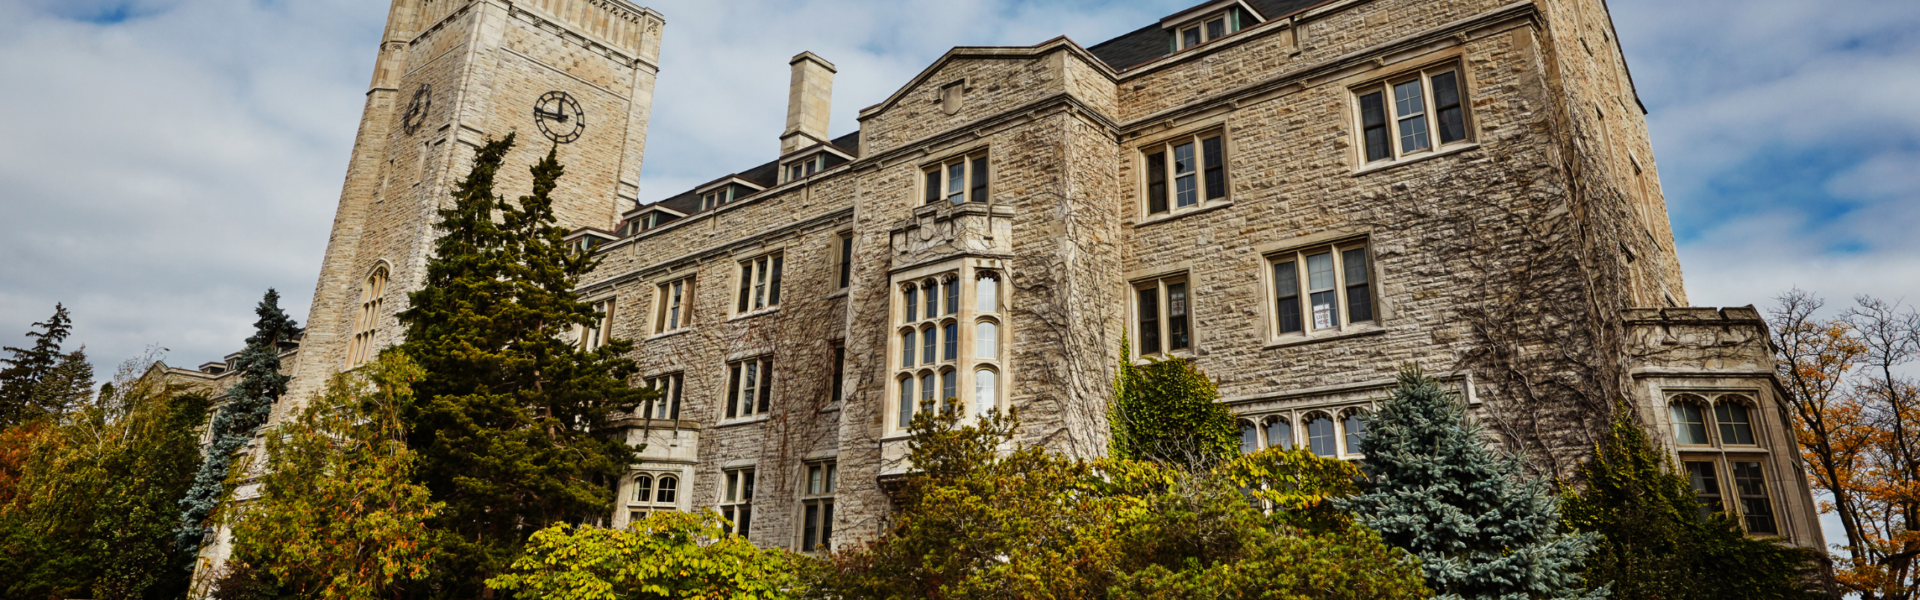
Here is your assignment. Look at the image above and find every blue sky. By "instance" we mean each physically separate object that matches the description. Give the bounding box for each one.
[0,0,1915,371]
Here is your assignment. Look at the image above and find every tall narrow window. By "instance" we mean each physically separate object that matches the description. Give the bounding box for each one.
[727,358,774,419]
[901,329,916,367]
[347,266,389,366]
[942,322,958,361]
[1240,421,1259,454]
[923,281,938,320]
[720,468,755,536]
[578,298,614,351]
[830,344,846,404]
[736,254,783,313]
[644,374,683,420]
[656,278,692,333]
[1136,276,1193,357]
[1142,132,1227,216]
[1137,287,1162,355]
[1685,461,1724,521]
[1356,65,1472,164]
[1306,415,1337,458]
[976,321,999,360]
[921,325,936,365]
[944,277,959,315]
[1270,241,1377,338]
[836,234,854,290]
[898,377,914,428]
[1167,282,1190,352]
[800,461,837,552]
[919,373,935,407]
[1732,462,1777,534]
[977,272,999,313]
[904,286,918,322]
[974,369,997,417]
[632,475,653,503]
[924,153,988,204]
[1342,412,1367,456]
[940,370,956,405]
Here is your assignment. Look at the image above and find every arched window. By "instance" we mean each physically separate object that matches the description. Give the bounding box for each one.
[898,377,915,428]
[347,266,389,366]
[655,476,678,504]
[943,276,959,315]
[1342,411,1367,456]
[632,475,654,502]
[1240,421,1259,454]
[1305,414,1337,458]
[921,325,936,364]
[942,322,958,361]
[922,281,938,320]
[904,286,919,322]
[901,329,916,367]
[974,369,997,417]
[1265,418,1293,450]
[977,272,999,313]
[976,321,999,360]
[940,369,957,406]
[1715,398,1756,445]
[1670,396,1710,445]
[919,372,935,408]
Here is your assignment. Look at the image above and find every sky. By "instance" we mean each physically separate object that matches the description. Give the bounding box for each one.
[0,0,1915,372]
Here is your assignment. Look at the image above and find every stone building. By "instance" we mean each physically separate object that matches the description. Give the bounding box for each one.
[172,0,1827,569]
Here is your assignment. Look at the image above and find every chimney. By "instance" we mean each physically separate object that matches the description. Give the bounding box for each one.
[781,52,836,156]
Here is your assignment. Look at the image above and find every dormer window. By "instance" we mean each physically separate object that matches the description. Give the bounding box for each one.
[1164,3,1256,52]
[785,154,825,183]
[701,187,734,211]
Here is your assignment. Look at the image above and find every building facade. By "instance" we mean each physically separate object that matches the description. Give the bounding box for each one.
[172,0,1827,569]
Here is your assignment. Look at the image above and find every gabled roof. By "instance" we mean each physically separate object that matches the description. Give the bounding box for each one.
[1088,0,1334,72]
[620,129,862,235]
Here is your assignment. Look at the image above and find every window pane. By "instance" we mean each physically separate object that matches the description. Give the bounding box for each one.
[901,330,915,367]
[1146,152,1168,214]
[1138,287,1161,354]
[634,476,653,502]
[1343,413,1367,455]
[977,274,999,313]
[1733,461,1777,534]
[1307,417,1337,457]
[737,263,752,312]
[925,169,940,204]
[669,375,682,419]
[727,365,741,418]
[971,157,989,203]
[1360,92,1391,162]
[947,163,966,205]
[922,325,936,364]
[1173,143,1198,208]
[943,322,958,361]
[941,370,956,405]
[838,236,853,289]
[821,501,835,550]
[1274,261,1301,334]
[899,378,913,428]
[753,260,768,309]
[1265,419,1293,450]
[1307,253,1339,329]
[756,361,773,413]
[1716,402,1756,445]
[1671,402,1709,445]
[1182,27,1201,48]
[1393,79,1426,118]
[1432,71,1465,144]
[924,282,938,319]
[657,476,676,503]
[976,321,998,360]
[1240,422,1258,454]
[1206,18,1226,40]
[803,504,819,550]
[1685,461,1724,522]
[905,287,917,322]
[920,373,935,406]
[974,369,997,417]
[1343,248,1373,323]
[768,257,783,305]
[945,279,959,315]
[1168,282,1190,351]
[1202,136,1226,201]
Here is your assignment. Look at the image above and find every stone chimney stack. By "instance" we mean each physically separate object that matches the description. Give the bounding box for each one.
[781,52,836,155]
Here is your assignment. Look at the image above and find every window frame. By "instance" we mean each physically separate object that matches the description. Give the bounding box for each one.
[624,471,681,523]
[921,152,990,205]
[1265,239,1379,341]
[1138,129,1229,218]
[642,373,683,420]
[784,154,825,184]
[701,187,734,211]
[890,264,1007,433]
[834,231,854,291]
[1352,62,1473,166]
[1666,392,1781,537]
[725,358,775,420]
[1132,274,1194,358]
[346,265,390,367]
[654,277,693,334]
[735,253,784,315]
[798,460,838,552]
[1171,9,1242,51]
[718,467,756,536]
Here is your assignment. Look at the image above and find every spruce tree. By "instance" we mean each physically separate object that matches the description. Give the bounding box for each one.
[175,289,302,551]
[1338,369,1604,600]
[397,135,651,596]
[0,304,77,426]
[1563,406,1825,600]
[1109,339,1237,466]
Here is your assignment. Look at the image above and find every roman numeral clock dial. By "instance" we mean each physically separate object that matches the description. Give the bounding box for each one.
[534,91,585,144]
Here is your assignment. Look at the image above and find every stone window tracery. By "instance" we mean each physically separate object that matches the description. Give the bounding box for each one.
[891,266,1007,432]
[346,265,389,367]
[1667,392,1780,536]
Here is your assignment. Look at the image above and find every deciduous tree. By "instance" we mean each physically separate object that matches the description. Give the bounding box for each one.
[487,513,803,600]
[1109,340,1237,466]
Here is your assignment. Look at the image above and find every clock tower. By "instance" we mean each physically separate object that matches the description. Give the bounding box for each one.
[281,0,665,409]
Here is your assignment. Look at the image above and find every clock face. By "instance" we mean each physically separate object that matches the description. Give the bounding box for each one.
[533,91,585,144]
[402,84,431,136]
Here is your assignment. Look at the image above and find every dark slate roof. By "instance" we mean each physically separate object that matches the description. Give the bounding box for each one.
[621,129,862,232]
[1087,0,1334,72]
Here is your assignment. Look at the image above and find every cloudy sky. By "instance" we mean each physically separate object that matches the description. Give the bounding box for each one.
[1,0,1916,375]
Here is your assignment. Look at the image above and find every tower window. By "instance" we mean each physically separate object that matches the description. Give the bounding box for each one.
[1669,393,1780,536]
[346,266,389,366]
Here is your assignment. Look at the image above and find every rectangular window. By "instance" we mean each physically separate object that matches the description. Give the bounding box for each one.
[1172,10,1240,51]
[579,299,614,351]
[643,374,683,420]
[836,233,854,290]
[1134,275,1191,356]
[1142,132,1227,216]
[1356,65,1471,164]
[1685,461,1724,522]
[701,187,733,211]
[1732,461,1777,535]
[830,344,846,404]
[799,461,837,552]
[655,278,692,333]
[785,155,823,183]
[736,254,783,313]
[720,468,755,536]
[727,358,774,419]
[924,153,989,205]
[1269,241,1377,337]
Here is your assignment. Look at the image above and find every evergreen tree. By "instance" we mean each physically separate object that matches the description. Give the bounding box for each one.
[397,135,651,597]
[1109,339,1237,466]
[1338,368,1604,600]
[1563,405,1826,600]
[0,304,78,426]
[175,289,302,551]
